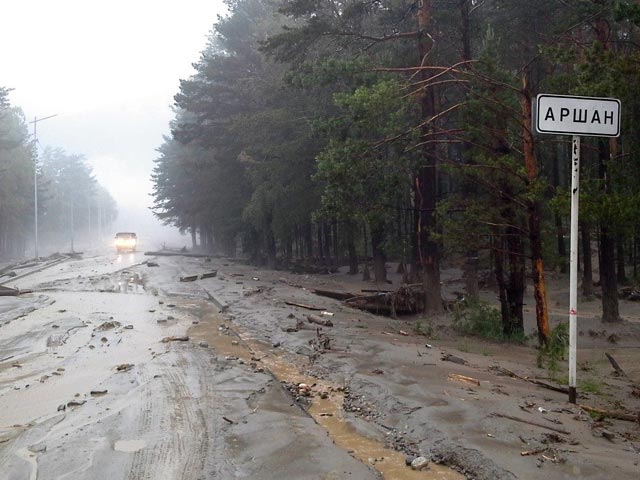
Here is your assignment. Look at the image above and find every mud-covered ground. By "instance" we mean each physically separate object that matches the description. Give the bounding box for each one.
[0,251,379,480]
[1,250,639,479]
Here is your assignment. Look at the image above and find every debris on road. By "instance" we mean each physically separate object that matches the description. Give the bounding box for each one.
[410,456,429,471]
[161,335,190,343]
[180,271,217,282]
[441,353,468,365]
[449,373,480,386]
[579,404,640,423]
[306,313,333,327]
[491,413,570,435]
[115,363,134,372]
[285,300,325,311]
[95,321,121,331]
[144,250,213,258]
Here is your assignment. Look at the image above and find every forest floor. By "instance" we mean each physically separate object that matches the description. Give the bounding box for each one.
[189,254,640,479]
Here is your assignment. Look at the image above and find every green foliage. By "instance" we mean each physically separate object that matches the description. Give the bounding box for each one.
[451,298,504,340]
[537,322,569,377]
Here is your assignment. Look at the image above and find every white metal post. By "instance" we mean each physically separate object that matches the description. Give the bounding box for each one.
[568,135,580,403]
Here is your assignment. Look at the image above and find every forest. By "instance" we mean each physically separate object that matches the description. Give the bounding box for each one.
[151,0,640,345]
[0,87,117,258]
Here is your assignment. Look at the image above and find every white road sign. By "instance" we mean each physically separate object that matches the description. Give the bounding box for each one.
[535,94,621,137]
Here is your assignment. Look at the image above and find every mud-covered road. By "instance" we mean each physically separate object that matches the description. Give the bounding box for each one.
[1,250,639,479]
[0,252,380,480]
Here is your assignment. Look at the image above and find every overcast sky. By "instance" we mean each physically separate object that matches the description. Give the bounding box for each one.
[1,0,226,239]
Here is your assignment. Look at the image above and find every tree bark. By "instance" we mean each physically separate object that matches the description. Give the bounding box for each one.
[346,221,358,275]
[581,221,594,298]
[416,0,442,313]
[617,233,627,285]
[493,235,511,333]
[370,221,387,283]
[521,77,550,345]
[598,139,621,322]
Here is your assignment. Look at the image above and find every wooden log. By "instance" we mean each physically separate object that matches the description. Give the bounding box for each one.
[313,289,356,301]
[144,251,214,258]
[605,352,628,378]
[579,404,640,424]
[521,448,547,456]
[285,301,324,311]
[0,286,20,296]
[345,292,389,303]
[200,271,217,279]
[491,413,570,435]
[490,366,569,394]
[161,336,190,343]
[180,275,198,282]
[306,314,333,327]
[449,373,480,386]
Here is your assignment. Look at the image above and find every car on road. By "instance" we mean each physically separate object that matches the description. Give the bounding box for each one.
[114,232,137,253]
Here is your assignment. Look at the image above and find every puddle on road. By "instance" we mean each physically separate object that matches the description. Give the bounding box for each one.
[114,439,146,452]
[186,301,463,480]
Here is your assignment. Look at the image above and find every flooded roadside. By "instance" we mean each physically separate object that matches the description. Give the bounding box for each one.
[186,299,464,480]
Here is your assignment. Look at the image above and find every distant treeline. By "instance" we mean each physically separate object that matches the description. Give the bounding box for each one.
[0,87,117,257]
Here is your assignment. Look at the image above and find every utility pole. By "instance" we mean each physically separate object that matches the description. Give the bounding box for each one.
[30,113,58,259]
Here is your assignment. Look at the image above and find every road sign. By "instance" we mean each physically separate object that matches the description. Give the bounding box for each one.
[535,94,621,137]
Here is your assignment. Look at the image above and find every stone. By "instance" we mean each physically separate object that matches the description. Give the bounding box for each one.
[411,456,429,471]
[199,341,209,348]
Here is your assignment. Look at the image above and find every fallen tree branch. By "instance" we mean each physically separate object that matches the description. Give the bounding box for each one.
[0,286,20,296]
[285,301,324,311]
[144,251,214,258]
[449,373,480,386]
[578,404,640,424]
[605,352,628,379]
[306,314,334,327]
[490,366,569,394]
[491,413,570,435]
[313,289,356,301]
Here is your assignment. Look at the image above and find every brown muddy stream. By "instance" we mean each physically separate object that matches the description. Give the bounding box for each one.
[185,300,463,480]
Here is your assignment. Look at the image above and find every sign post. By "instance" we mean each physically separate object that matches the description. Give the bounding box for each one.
[534,94,620,404]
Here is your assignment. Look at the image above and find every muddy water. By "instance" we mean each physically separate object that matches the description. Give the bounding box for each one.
[186,301,463,480]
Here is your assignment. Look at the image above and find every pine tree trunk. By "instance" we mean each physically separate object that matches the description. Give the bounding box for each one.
[521,77,550,345]
[581,221,594,298]
[598,139,620,322]
[617,234,627,285]
[190,227,197,250]
[371,222,387,283]
[346,221,358,275]
[416,0,442,313]
[493,236,512,334]
[600,225,620,322]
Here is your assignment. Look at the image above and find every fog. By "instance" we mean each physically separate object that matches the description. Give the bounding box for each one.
[1,0,226,251]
